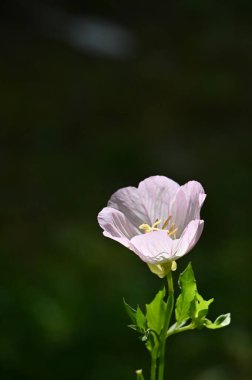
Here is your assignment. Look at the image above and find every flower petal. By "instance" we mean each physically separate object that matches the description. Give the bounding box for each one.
[108,186,148,228]
[169,187,188,237]
[97,207,139,248]
[138,176,180,225]
[181,181,206,220]
[171,181,206,234]
[130,220,204,264]
[172,219,204,259]
[130,230,176,264]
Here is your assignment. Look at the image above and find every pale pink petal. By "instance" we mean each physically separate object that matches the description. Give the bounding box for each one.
[102,231,130,248]
[98,207,139,248]
[169,187,188,237]
[130,230,176,264]
[108,186,149,227]
[181,181,206,221]
[138,176,180,225]
[199,193,206,207]
[130,220,204,264]
[171,181,206,233]
[172,219,204,259]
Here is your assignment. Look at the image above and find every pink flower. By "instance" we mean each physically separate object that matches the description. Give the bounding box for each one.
[98,176,206,277]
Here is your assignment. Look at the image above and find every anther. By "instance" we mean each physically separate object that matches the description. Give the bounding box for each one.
[162,216,172,229]
[167,228,178,237]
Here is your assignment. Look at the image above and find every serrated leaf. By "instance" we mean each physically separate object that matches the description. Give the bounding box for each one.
[191,293,214,322]
[175,262,197,323]
[204,313,231,329]
[146,287,166,334]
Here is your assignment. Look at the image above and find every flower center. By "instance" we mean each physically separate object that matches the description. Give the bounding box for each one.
[139,216,178,238]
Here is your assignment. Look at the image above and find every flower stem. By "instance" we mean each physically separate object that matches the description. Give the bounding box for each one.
[158,271,174,380]
[151,354,157,380]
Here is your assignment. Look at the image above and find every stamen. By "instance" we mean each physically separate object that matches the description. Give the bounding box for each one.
[162,216,172,229]
[167,228,178,237]
[152,219,162,229]
[169,222,175,230]
[139,216,178,239]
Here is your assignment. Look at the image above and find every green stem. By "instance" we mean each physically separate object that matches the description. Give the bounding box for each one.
[158,271,174,380]
[151,354,157,380]
[166,322,195,338]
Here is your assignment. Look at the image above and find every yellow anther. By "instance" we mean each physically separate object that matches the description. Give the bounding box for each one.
[162,216,172,229]
[167,228,178,238]
[169,222,175,230]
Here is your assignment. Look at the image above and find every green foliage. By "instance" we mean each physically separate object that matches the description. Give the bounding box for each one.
[204,313,231,329]
[191,293,214,326]
[123,299,138,324]
[174,262,231,332]
[146,287,166,335]
[124,262,231,378]
[124,287,168,358]
[123,299,146,333]
[175,263,197,324]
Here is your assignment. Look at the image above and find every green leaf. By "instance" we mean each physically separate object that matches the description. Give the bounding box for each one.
[146,287,166,334]
[123,298,137,324]
[191,293,214,322]
[123,299,146,333]
[175,262,197,324]
[204,313,231,329]
[173,263,231,334]
[136,306,147,332]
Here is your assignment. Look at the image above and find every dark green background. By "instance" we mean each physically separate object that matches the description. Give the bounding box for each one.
[0,1,251,379]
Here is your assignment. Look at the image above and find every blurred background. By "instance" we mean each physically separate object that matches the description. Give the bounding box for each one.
[0,0,251,379]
